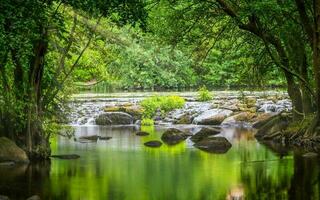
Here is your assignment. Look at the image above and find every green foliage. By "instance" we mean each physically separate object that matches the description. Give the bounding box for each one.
[140,95,185,118]
[141,118,154,126]
[197,86,212,101]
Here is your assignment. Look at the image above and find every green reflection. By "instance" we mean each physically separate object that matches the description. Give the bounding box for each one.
[45,127,294,200]
[1,127,319,200]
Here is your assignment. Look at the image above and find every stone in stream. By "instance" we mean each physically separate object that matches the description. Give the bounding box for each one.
[104,105,143,120]
[135,131,150,136]
[144,140,162,147]
[254,114,290,139]
[194,137,232,153]
[0,137,29,164]
[174,113,193,124]
[99,136,112,140]
[251,113,278,129]
[190,127,220,143]
[51,154,80,159]
[193,109,233,125]
[221,112,256,127]
[95,112,133,125]
[79,135,100,141]
[161,128,189,145]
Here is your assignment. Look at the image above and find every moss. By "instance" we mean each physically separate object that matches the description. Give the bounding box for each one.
[284,114,315,136]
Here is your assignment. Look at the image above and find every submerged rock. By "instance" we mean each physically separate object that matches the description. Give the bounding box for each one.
[194,137,232,153]
[190,127,220,143]
[95,112,133,125]
[193,109,233,125]
[51,154,80,159]
[144,140,162,147]
[161,128,189,145]
[0,137,29,163]
[135,131,150,136]
[99,136,112,140]
[79,135,100,141]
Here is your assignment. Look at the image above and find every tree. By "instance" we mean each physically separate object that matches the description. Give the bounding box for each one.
[0,0,146,159]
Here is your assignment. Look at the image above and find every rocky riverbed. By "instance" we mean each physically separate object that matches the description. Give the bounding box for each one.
[68,91,292,128]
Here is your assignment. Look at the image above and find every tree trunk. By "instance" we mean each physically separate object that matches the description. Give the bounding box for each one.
[26,28,50,159]
[306,0,320,136]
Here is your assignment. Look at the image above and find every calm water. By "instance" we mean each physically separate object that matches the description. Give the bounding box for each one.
[0,125,319,200]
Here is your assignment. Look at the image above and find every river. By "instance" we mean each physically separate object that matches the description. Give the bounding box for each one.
[0,91,319,200]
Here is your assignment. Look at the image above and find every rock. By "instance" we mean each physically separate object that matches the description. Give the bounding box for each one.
[193,109,233,125]
[174,114,193,124]
[26,195,41,200]
[51,154,80,159]
[144,140,162,147]
[251,113,278,129]
[0,195,10,200]
[222,112,255,126]
[255,115,290,139]
[135,131,150,136]
[194,137,232,153]
[95,112,133,125]
[302,152,318,158]
[161,128,189,145]
[0,137,29,163]
[79,135,99,141]
[99,136,112,140]
[220,104,239,112]
[190,127,220,143]
[121,105,143,120]
[245,97,256,108]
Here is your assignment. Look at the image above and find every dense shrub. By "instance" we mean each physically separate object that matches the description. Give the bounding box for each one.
[141,118,154,126]
[197,86,213,101]
[140,95,185,118]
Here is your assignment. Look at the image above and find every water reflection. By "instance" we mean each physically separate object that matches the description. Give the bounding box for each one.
[0,126,319,200]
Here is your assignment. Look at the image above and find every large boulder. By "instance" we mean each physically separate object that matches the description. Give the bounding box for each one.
[193,109,233,125]
[161,128,189,145]
[251,113,278,129]
[95,112,133,125]
[0,137,29,163]
[190,127,220,143]
[194,137,232,153]
[105,105,143,120]
[255,114,291,139]
[222,112,256,127]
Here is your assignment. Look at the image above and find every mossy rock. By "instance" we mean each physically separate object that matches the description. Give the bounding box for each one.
[144,140,162,147]
[191,127,220,143]
[194,137,232,153]
[175,114,193,124]
[255,115,290,139]
[136,131,150,136]
[161,128,189,145]
[0,137,29,163]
